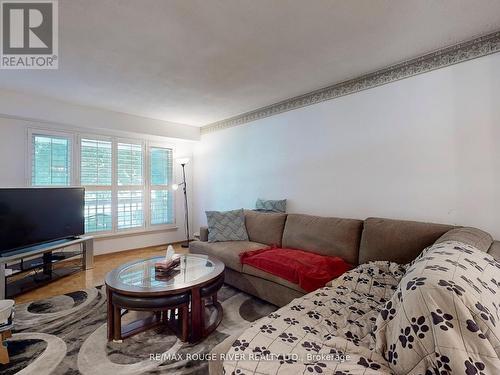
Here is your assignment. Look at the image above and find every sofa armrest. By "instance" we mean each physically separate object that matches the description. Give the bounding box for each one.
[488,241,500,262]
[435,227,493,252]
[200,226,209,242]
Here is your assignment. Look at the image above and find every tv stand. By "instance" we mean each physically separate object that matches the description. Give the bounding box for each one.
[0,236,94,299]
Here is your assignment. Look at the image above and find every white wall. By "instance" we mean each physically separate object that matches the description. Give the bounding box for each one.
[193,52,500,239]
[0,93,198,255]
[0,89,200,141]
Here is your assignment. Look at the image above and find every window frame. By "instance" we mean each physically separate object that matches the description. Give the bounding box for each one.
[28,128,177,238]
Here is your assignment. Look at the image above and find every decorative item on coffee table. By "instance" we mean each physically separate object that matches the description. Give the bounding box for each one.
[155,256,180,276]
[154,245,181,277]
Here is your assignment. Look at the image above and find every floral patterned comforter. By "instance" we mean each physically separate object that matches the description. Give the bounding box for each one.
[223,261,407,374]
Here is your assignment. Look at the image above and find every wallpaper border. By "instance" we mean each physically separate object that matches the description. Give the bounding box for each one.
[201,30,500,134]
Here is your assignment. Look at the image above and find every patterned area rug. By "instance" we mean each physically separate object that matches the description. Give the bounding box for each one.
[0,285,277,375]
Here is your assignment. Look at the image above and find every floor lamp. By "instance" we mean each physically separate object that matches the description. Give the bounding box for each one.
[172,158,190,248]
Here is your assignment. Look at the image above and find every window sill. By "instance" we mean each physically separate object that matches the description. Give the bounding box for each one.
[91,225,179,240]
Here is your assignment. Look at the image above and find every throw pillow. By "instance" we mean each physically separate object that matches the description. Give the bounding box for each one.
[206,209,249,243]
[255,198,286,213]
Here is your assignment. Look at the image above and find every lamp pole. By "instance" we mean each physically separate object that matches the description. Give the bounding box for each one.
[180,162,190,248]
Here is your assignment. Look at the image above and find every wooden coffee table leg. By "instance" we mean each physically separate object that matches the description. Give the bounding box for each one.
[107,288,114,341]
[181,305,188,342]
[113,305,122,341]
[0,330,11,365]
[190,286,202,343]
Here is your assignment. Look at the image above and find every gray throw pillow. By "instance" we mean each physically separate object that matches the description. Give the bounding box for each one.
[206,209,249,243]
[255,198,286,213]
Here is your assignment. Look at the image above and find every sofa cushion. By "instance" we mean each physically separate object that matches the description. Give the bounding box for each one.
[206,209,249,242]
[281,214,362,265]
[189,240,266,272]
[241,264,306,293]
[244,210,287,246]
[358,217,454,264]
[225,268,304,307]
[435,227,493,252]
[240,247,352,292]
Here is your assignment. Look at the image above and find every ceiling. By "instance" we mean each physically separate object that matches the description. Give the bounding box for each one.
[1,0,500,127]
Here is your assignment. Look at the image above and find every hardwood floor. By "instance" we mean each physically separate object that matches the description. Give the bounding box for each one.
[14,243,187,304]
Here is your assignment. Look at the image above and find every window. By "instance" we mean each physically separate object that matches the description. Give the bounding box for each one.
[117,190,144,229]
[84,191,113,232]
[81,139,112,185]
[30,130,175,235]
[31,134,71,186]
[150,147,173,225]
[118,142,143,186]
[81,138,113,233]
[117,142,144,230]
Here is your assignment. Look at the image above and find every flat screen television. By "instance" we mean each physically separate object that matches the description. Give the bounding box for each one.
[0,188,85,256]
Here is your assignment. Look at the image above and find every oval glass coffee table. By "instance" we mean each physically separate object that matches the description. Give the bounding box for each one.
[105,254,225,343]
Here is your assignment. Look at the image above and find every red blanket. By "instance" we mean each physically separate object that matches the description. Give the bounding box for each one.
[239,247,352,292]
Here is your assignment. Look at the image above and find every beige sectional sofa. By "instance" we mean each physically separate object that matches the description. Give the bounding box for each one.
[190,211,500,375]
[190,210,500,307]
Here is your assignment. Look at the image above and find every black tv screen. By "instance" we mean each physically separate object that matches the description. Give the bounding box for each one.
[0,188,84,255]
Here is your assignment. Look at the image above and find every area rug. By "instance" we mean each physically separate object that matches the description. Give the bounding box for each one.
[0,285,277,375]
